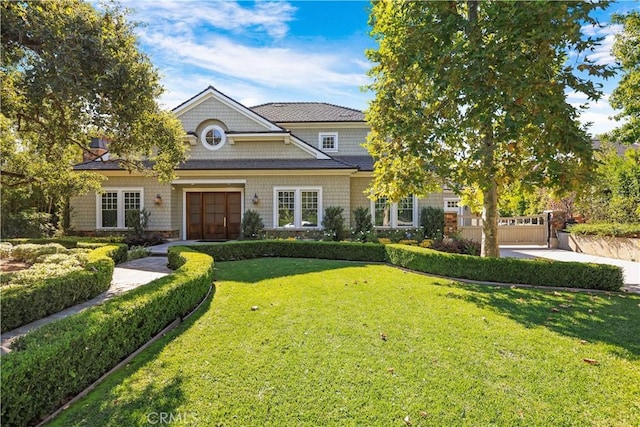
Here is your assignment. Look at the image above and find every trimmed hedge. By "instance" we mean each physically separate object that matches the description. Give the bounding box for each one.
[1,246,213,427]
[2,236,125,248]
[185,240,386,263]
[384,244,623,291]
[187,241,623,291]
[568,223,640,238]
[0,244,127,333]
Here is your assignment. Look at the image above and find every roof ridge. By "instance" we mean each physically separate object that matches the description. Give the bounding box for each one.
[251,101,363,113]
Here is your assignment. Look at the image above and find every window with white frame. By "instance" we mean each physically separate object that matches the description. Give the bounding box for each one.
[275,187,322,228]
[371,195,417,227]
[444,198,460,212]
[318,133,338,152]
[97,189,143,229]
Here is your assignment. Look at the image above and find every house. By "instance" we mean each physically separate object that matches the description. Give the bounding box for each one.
[70,86,460,239]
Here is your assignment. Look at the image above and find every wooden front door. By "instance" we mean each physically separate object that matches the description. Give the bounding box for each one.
[186,192,242,240]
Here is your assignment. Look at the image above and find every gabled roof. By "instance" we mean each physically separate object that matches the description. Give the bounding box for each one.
[172,86,282,131]
[73,158,356,171]
[251,102,365,123]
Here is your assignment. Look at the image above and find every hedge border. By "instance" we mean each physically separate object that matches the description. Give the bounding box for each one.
[0,244,127,333]
[1,246,213,427]
[187,241,623,291]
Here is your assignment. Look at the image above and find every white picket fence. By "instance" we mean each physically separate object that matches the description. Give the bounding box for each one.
[459,215,548,244]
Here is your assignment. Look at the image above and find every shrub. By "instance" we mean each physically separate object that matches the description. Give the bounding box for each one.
[431,236,481,256]
[376,228,422,243]
[10,243,68,264]
[126,208,150,238]
[1,246,213,427]
[352,207,374,242]
[127,245,151,261]
[420,206,445,240]
[322,206,347,241]
[240,209,265,240]
[398,239,419,246]
[0,244,126,333]
[186,240,386,263]
[0,242,13,258]
[0,209,55,238]
[384,244,623,291]
[567,222,640,238]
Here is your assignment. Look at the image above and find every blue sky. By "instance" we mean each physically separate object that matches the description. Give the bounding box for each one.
[121,0,639,136]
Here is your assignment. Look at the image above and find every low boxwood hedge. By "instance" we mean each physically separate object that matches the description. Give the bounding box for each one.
[185,240,386,263]
[0,244,127,333]
[1,246,213,427]
[384,244,623,291]
[187,241,623,291]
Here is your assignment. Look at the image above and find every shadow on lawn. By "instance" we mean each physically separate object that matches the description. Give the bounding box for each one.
[214,257,370,283]
[50,293,215,426]
[458,284,640,360]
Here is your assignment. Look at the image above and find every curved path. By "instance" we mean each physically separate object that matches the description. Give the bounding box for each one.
[0,257,171,355]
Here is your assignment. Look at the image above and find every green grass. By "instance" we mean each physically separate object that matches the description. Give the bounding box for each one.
[49,258,640,426]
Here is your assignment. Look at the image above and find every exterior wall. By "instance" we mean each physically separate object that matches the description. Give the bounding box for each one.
[179,97,270,134]
[287,126,369,156]
[350,176,371,225]
[186,140,315,161]
[70,176,173,233]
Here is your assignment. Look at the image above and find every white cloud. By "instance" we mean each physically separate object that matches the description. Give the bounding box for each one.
[126,0,297,39]
[580,22,623,65]
[142,31,369,91]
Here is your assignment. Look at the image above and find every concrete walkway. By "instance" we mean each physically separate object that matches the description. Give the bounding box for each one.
[500,245,639,293]
[0,257,172,354]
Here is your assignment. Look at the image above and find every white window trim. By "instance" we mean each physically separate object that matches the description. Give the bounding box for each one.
[96,188,144,230]
[201,124,227,151]
[318,132,338,152]
[370,195,418,228]
[444,198,461,213]
[273,187,323,229]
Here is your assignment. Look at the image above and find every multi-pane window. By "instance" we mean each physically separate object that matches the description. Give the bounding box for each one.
[397,196,414,226]
[98,189,143,229]
[374,197,391,227]
[301,191,318,226]
[124,192,142,228]
[101,192,118,228]
[278,191,296,227]
[275,188,322,228]
[318,133,338,151]
[371,195,417,227]
[444,198,460,212]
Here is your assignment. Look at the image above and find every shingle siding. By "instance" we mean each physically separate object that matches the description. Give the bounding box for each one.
[289,127,370,156]
[179,97,272,134]
[186,140,316,161]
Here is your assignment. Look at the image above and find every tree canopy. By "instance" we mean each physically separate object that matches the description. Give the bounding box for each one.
[1,0,185,234]
[365,0,615,256]
[607,11,640,145]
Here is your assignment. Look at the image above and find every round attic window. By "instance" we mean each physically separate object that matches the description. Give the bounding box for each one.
[201,125,226,150]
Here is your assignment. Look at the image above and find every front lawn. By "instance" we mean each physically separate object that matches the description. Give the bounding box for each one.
[50,258,640,426]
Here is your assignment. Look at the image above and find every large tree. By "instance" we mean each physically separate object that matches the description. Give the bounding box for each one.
[607,11,640,145]
[1,0,185,232]
[365,0,615,257]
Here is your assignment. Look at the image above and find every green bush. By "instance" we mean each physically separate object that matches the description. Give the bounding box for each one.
[186,240,386,263]
[0,244,126,333]
[0,242,13,258]
[322,206,347,241]
[240,209,265,240]
[567,222,640,238]
[0,209,55,238]
[352,207,375,242]
[127,245,151,261]
[420,206,445,239]
[10,243,68,264]
[1,246,213,427]
[384,244,623,291]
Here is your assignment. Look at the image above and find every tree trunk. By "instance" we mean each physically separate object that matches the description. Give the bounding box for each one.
[481,179,500,257]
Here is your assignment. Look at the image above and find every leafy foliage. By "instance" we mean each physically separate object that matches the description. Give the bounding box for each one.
[576,143,640,223]
[0,0,186,233]
[351,206,374,242]
[322,206,347,241]
[1,246,212,427]
[568,222,640,238]
[366,1,615,257]
[420,207,445,240]
[607,11,640,145]
[240,209,265,240]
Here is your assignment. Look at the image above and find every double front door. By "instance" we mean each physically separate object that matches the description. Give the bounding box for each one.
[187,192,242,240]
